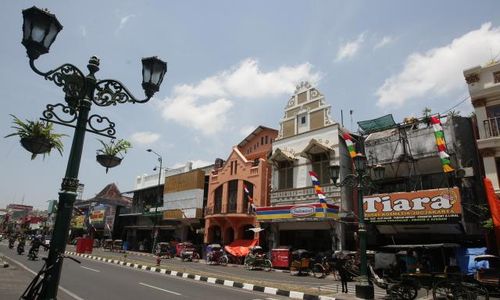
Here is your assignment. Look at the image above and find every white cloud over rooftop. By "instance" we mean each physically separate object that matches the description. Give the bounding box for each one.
[376,23,500,108]
[160,58,320,135]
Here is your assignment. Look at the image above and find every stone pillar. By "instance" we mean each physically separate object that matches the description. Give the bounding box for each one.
[237,180,245,213]
[222,183,228,213]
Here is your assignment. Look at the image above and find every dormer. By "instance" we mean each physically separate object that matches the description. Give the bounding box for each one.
[277,82,333,139]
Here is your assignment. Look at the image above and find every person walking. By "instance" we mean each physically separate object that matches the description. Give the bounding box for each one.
[337,256,350,293]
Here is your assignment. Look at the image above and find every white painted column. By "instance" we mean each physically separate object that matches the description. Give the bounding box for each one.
[483,156,500,191]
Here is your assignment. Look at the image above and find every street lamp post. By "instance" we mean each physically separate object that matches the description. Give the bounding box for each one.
[329,154,385,300]
[147,149,162,254]
[20,7,167,299]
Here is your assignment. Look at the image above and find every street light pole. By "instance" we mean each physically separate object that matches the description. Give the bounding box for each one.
[147,149,163,254]
[19,7,167,299]
[329,154,385,300]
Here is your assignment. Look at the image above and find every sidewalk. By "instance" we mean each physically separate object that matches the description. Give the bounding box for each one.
[0,252,72,300]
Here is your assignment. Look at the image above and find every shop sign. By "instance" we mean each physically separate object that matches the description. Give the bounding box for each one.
[364,187,461,224]
[163,209,183,220]
[290,205,315,217]
[256,203,339,222]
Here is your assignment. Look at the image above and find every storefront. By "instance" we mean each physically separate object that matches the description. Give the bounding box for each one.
[364,187,466,244]
[256,202,339,252]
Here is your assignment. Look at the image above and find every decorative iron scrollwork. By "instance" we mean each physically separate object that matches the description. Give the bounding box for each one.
[29,60,85,99]
[61,177,79,192]
[87,114,116,138]
[93,79,150,106]
[42,103,77,125]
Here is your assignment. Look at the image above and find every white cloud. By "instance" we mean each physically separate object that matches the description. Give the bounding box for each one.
[376,23,500,108]
[239,125,255,137]
[374,36,393,49]
[160,58,320,135]
[117,14,135,32]
[130,131,160,145]
[335,33,365,62]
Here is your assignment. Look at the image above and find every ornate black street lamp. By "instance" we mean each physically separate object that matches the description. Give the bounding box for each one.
[20,7,167,299]
[329,154,385,300]
[147,148,163,254]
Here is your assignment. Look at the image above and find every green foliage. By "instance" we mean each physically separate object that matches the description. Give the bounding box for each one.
[97,139,132,157]
[4,114,66,160]
[482,218,493,230]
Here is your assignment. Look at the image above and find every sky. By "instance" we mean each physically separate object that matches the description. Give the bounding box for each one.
[1,1,500,210]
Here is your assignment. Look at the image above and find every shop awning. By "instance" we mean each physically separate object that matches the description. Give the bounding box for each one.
[224,239,258,257]
[298,139,333,158]
[269,148,296,163]
[358,114,397,134]
[381,243,460,249]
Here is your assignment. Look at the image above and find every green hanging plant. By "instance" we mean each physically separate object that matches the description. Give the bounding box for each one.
[96,139,132,157]
[96,139,132,173]
[4,114,66,160]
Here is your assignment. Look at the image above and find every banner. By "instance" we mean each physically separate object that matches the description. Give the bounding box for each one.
[256,203,339,222]
[89,205,108,228]
[364,187,461,223]
[71,215,85,229]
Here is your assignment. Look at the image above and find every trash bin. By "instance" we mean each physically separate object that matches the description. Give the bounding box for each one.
[75,238,84,254]
[271,247,291,268]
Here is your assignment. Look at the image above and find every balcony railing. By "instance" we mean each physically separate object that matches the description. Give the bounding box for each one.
[484,117,500,138]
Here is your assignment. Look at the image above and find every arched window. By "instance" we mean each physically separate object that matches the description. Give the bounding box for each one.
[278,161,294,189]
[311,152,330,184]
[228,180,238,213]
[243,181,254,213]
[214,185,222,213]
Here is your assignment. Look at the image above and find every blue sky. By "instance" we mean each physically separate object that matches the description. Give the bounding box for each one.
[1,1,500,209]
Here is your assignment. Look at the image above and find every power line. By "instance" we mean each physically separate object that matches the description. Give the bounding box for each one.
[440,94,471,115]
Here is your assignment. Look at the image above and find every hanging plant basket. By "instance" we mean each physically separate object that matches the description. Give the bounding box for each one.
[20,136,54,154]
[96,154,122,173]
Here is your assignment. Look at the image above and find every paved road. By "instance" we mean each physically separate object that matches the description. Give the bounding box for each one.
[0,244,290,300]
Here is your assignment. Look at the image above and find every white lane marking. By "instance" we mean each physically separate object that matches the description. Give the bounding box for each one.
[5,255,85,300]
[138,282,182,296]
[81,266,100,272]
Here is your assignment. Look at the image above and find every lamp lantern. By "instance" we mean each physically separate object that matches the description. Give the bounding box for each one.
[22,6,62,60]
[372,164,386,181]
[142,56,167,97]
[328,164,341,184]
[353,153,367,173]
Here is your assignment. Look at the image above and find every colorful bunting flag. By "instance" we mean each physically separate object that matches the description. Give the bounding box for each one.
[342,133,357,158]
[244,184,256,213]
[309,171,328,208]
[430,116,454,173]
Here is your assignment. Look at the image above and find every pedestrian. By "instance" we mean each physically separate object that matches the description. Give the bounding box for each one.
[337,256,349,293]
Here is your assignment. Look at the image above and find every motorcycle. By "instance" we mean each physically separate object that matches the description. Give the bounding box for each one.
[28,247,39,260]
[17,240,25,255]
[8,238,15,249]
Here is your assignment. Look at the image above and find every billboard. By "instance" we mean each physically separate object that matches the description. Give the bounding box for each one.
[89,205,108,228]
[71,215,85,229]
[363,187,461,224]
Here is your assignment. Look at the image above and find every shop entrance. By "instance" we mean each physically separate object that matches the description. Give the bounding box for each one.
[279,229,331,252]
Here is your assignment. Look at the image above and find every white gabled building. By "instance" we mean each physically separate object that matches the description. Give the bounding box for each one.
[256,82,354,252]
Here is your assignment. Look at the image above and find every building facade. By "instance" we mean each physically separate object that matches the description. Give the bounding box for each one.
[464,61,500,193]
[361,115,486,252]
[204,126,278,245]
[256,82,350,253]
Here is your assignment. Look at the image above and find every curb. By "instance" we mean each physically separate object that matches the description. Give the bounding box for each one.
[66,251,336,300]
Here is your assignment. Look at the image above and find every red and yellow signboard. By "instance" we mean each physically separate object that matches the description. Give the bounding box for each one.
[363,187,461,223]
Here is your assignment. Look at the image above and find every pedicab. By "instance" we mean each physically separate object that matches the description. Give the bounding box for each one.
[244,246,272,271]
[103,239,113,251]
[112,239,124,252]
[206,244,228,265]
[180,242,200,262]
[156,242,174,258]
[290,249,312,276]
